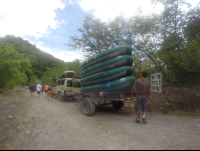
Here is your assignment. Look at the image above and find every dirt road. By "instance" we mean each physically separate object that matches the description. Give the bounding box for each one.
[12,91,200,150]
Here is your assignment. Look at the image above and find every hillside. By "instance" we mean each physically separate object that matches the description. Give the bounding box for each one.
[0,35,82,90]
[0,35,64,78]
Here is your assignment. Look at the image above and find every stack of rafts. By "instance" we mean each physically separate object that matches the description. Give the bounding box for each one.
[79,45,136,93]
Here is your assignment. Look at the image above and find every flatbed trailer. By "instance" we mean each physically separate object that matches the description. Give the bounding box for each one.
[75,91,136,116]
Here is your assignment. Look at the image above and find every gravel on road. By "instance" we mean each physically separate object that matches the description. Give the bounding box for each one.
[12,91,200,150]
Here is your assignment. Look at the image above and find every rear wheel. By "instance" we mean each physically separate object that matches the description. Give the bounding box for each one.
[82,97,95,116]
[112,101,124,109]
[58,93,64,102]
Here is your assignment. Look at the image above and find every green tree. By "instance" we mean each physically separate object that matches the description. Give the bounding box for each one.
[67,0,200,85]
[184,4,200,42]
[0,44,31,89]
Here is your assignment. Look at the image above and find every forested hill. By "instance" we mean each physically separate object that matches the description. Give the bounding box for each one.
[0,35,81,90]
[0,35,64,78]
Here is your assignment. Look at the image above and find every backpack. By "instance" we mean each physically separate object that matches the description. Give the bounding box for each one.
[47,86,51,91]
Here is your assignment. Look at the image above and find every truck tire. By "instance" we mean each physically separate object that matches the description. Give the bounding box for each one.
[112,101,124,109]
[72,96,76,101]
[81,97,95,116]
[58,93,64,102]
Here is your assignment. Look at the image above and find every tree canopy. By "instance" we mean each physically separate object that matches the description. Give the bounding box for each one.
[67,0,200,86]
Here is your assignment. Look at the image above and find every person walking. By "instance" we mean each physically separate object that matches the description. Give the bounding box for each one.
[45,83,48,97]
[29,83,35,97]
[47,83,52,101]
[42,84,44,95]
[36,83,42,99]
[131,71,150,124]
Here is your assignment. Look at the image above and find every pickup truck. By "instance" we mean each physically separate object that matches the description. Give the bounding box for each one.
[51,77,81,101]
[52,78,135,116]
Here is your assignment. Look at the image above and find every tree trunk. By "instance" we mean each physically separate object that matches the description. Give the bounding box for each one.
[187,73,194,86]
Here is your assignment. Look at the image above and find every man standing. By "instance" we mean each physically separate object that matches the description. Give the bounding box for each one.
[131,71,150,124]
[36,83,42,99]
[29,83,35,97]
[42,84,44,95]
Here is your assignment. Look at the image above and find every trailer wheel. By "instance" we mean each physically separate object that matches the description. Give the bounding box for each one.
[58,93,63,102]
[112,101,124,109]
[82,97,95,116]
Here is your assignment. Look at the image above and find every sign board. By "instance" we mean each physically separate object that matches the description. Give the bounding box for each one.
[151,73,162,93]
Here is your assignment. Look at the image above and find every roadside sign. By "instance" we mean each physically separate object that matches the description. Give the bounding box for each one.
[151,73,162,93]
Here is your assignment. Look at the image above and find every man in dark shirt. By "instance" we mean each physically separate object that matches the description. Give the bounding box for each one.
[29,83,35,97]
[131,71,150,124]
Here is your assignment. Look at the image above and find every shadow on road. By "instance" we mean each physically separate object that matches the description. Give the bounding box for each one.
[95,105,134,116]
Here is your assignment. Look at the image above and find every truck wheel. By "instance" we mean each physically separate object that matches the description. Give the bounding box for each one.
[82,97,95,116]
[58,93,63,102]
[112,101,124,109]
[72,96,76,101]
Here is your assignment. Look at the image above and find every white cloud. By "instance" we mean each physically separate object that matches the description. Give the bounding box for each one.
[32,41,84,62]
[61,19,68,24]
[78,0,199,22]
[78,0,163,21]
[0,0,65,38]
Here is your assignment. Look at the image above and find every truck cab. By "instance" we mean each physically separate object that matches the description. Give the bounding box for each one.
[52,78,81,101]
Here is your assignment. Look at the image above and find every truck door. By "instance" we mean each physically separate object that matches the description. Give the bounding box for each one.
[66,80,73,96]
[60,79,65,95]
[72,80,81,94]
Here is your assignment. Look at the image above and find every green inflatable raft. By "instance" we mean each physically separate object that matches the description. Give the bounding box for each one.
[81,55,133,78]
[81,76,136,93]
[64,71,75,74]
[80,66,133,86]
[81,45,132,70]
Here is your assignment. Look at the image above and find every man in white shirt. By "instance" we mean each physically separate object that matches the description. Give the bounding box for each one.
[36,83,42,98]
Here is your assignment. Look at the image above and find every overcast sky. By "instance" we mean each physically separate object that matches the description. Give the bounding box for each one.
[0,0,199,62]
